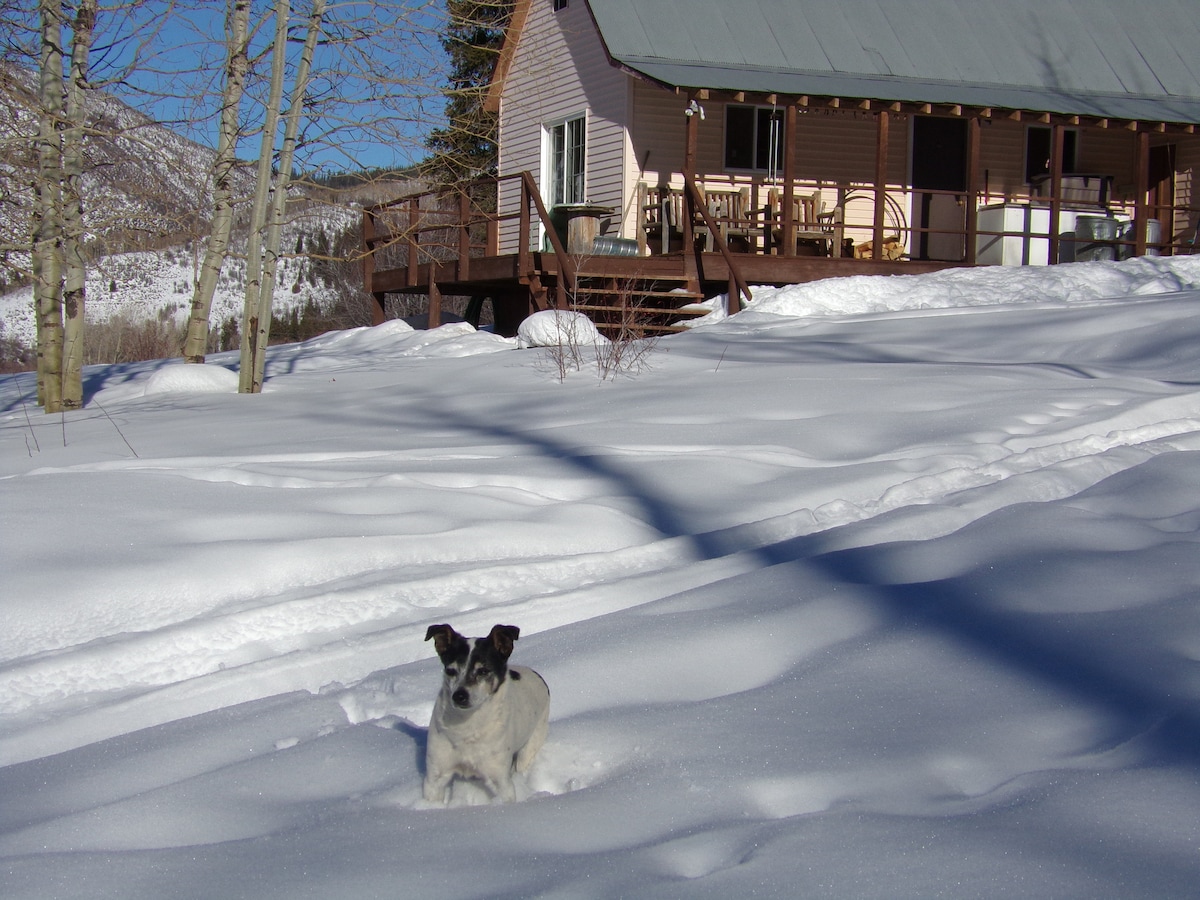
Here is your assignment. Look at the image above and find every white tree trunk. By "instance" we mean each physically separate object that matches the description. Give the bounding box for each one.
[34,0,65,412]
[61,0,97,409]
[183,0,252,364]
[238,0,291,393]
[247,0,326,393]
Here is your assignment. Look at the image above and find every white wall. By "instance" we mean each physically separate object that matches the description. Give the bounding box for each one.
[496,0,631,252]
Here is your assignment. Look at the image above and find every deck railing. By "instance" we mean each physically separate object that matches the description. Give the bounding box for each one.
[363,172,581,309]
[363,174,1198,303]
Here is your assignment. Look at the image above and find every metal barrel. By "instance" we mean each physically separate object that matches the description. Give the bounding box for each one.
[591,236,640,256]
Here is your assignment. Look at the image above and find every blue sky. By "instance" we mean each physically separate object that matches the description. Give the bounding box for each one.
[93,0,451,173]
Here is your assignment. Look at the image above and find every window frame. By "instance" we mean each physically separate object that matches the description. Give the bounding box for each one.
[544,113,587,207]
[1024,125,1079,183]
[724,104,785,175]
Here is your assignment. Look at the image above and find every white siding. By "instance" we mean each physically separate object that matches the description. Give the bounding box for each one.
[496,0,631,252]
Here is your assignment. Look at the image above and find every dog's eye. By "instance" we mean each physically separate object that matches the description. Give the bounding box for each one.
[444,667,458,677]
[474,667,489,678]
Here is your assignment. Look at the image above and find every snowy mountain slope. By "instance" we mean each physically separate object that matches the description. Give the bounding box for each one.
[0,62,237,255]
[1,212,359,349]
[0,63,402,350]
[2,258,1200,897]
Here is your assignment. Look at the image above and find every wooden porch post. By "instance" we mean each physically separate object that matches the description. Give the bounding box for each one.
[428,264,441,329]
[361,207,386,325]
[1134,129,1150,257]
[782,101,797,257]
[683,92,701,251]
[965,116,981,265]
[873,110,889,253]
[457,191,471,282]
[1048,123,1064,264]
[407,196,420,287]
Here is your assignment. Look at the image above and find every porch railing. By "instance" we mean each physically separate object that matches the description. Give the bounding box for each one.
[363,172,579,309]
[363,173,1198,309]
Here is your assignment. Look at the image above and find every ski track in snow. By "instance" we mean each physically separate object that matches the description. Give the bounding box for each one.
[2,372,1197,761]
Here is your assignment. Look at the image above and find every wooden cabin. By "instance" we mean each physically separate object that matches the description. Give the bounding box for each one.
[363,0,1200,336]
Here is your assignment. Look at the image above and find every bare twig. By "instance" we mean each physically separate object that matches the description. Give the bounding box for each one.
[11,373,41,454]
[92,398,139,458]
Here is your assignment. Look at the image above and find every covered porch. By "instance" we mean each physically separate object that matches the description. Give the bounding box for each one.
[363,98,1197,337]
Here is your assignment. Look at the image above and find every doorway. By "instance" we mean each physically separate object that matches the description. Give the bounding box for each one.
[912,117,968,260]
[1149,144,1176,249]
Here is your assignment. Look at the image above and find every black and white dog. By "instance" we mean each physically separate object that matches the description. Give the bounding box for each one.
[423,623,550,803]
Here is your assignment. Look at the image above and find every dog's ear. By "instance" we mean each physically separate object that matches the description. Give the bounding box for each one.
[425,624,461,657]
[488,624,520,659]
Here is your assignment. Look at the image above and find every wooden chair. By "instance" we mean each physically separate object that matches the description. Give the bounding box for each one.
[766,189,844,257]
[641,183,766,254]
[702,187,755,252]
[638,183,688,254]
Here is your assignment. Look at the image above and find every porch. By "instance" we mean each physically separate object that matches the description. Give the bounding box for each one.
[362,170,952,337]
[362,148,1197,339]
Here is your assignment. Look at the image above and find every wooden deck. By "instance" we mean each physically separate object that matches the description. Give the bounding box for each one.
[362,172,957,337]
[367,250,953,334]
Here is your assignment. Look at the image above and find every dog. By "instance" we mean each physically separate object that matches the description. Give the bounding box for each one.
[423,623,550,803]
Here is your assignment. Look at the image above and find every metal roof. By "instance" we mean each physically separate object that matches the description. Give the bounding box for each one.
[586,0,1200,123]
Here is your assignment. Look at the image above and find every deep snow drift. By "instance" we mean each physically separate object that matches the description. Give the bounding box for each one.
[2,257,1200,898]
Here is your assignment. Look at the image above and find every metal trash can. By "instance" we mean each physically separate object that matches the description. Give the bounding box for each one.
[591,236,640,256]
[1074,215,1120,262]
[1117,218,1161,259]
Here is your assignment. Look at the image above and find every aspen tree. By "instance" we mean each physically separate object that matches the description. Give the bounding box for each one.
[242,0,325,393]
[61,0,96,408]
[34,0,65,412]
[182,0,251,364]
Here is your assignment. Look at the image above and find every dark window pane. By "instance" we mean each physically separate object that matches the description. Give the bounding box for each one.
[725,106,755,169]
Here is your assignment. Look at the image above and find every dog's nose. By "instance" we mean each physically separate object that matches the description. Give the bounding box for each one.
[452,689,470,708]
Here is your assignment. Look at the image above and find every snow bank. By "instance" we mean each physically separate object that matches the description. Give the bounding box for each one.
[143,363,239,395]
[700,255,1200,323]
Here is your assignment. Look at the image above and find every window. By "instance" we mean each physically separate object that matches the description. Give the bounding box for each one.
[1025,126,1079,182]
[724,105,784,174]
[547,115,586,205]
[553,0,568,10]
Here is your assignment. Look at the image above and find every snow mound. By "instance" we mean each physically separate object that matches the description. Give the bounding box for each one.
[143,363,239,396]
[732,255,1200,321]
[517,310,609,348]
[298,320,513,359]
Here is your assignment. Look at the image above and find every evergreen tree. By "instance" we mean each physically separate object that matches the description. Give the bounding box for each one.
[423,0,513,185]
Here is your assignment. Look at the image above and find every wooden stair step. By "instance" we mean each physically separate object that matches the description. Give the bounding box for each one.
[572,289,703,303]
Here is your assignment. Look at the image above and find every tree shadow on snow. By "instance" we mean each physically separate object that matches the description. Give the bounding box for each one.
[413,401,1200,772]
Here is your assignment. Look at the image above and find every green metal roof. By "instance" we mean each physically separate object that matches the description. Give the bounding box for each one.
[586,0,1200,123]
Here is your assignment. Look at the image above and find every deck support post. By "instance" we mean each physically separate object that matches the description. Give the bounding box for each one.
[1134,129,1150,256]
[782,103,797,257]
[965,116,981,265]
[1048,124,1064,264]
[428,265,441,329]
[873,111,889,253]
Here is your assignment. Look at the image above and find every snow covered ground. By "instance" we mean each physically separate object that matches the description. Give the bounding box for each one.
[3,256,1200,898]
